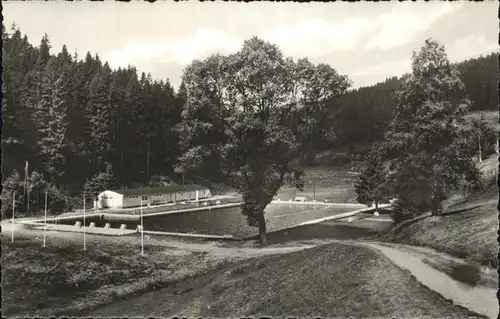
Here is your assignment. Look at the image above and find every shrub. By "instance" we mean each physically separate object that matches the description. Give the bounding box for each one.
[110,291,120,300]
[390,198,421,223]
[1,170,25,219]
[470,245,498,268]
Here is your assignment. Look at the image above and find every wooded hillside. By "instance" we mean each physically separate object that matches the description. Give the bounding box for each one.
[2,24,497,216]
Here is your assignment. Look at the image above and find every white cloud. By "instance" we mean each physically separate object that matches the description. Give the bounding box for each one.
[365,2,460,51]
[447,35,498,62]
[106,17,372,70]
[350,59,410,77]
[105,28,243,69]
[261,17,371,58]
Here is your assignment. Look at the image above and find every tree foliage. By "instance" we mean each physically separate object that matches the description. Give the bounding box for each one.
[176,37,351,245]
[83,164,120,201]
[1,171,25,219]
[384,39,481,219]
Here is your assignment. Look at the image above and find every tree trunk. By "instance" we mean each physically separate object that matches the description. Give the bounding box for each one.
[375,201,379,212]
[147,139,151,184]
[478,134,482,163]
[257,210,268,247]
[431,199,440,216]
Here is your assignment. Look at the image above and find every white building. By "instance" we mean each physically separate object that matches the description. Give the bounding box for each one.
[96,184,212,209]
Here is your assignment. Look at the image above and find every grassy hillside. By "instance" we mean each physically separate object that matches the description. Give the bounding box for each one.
[463,110,499,131]
[276,164,358,203]
[1,233,217,316]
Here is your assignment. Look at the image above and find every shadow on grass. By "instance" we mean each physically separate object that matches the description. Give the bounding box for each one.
[450,264,482,287]
[438,205,484,217]
[422,258,483,287]
[260,223,379,245]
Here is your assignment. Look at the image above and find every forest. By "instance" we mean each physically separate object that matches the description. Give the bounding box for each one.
[1,24,497,218]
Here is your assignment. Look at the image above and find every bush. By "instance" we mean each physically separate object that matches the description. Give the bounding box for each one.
[1,170,25,219]
[83,164,119,200]
[480,168,497,190]
[390,198,421,223]
[66,195,84,211]
[46,186,72,213]
[470,245,498,268]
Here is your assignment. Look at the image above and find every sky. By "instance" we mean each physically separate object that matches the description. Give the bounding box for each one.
[4,1,498,90]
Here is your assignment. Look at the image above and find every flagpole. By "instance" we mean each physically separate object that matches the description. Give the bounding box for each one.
[11,192,15,243]
[26,161,30,215]
[43,190,48,247]
[83,196,86,251]
[312,180,316,202]
[141,200,144,255]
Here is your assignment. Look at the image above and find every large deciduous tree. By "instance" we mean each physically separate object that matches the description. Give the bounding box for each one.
[176,37,351,245]
[384,39,480,218]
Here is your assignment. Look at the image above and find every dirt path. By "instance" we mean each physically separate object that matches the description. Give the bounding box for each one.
[1,219,318,261]
[366,241,498,288]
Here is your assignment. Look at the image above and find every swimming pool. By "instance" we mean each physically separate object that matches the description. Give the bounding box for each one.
[140,203,359,238]
[49,203,363,239]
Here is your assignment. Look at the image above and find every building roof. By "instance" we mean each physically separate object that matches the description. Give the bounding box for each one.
[110,184,209,197]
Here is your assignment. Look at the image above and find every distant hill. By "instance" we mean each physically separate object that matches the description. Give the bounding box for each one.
[330,52,498,149]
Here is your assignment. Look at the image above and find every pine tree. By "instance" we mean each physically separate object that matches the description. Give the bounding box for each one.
[122,68,143,183]
[354,149,391,211]
[34,57,70,183]
[2,30,26,174]
[1,170,25,218]
[21,34,54,171]
[86,62,114,172]
[27,170,48,214]
[3,27,39,175]
[384,39,480,218]
[154,80,181,177]
[83,164,119,200]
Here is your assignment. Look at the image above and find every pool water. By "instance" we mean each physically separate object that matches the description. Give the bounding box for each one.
[142,203,356,238]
